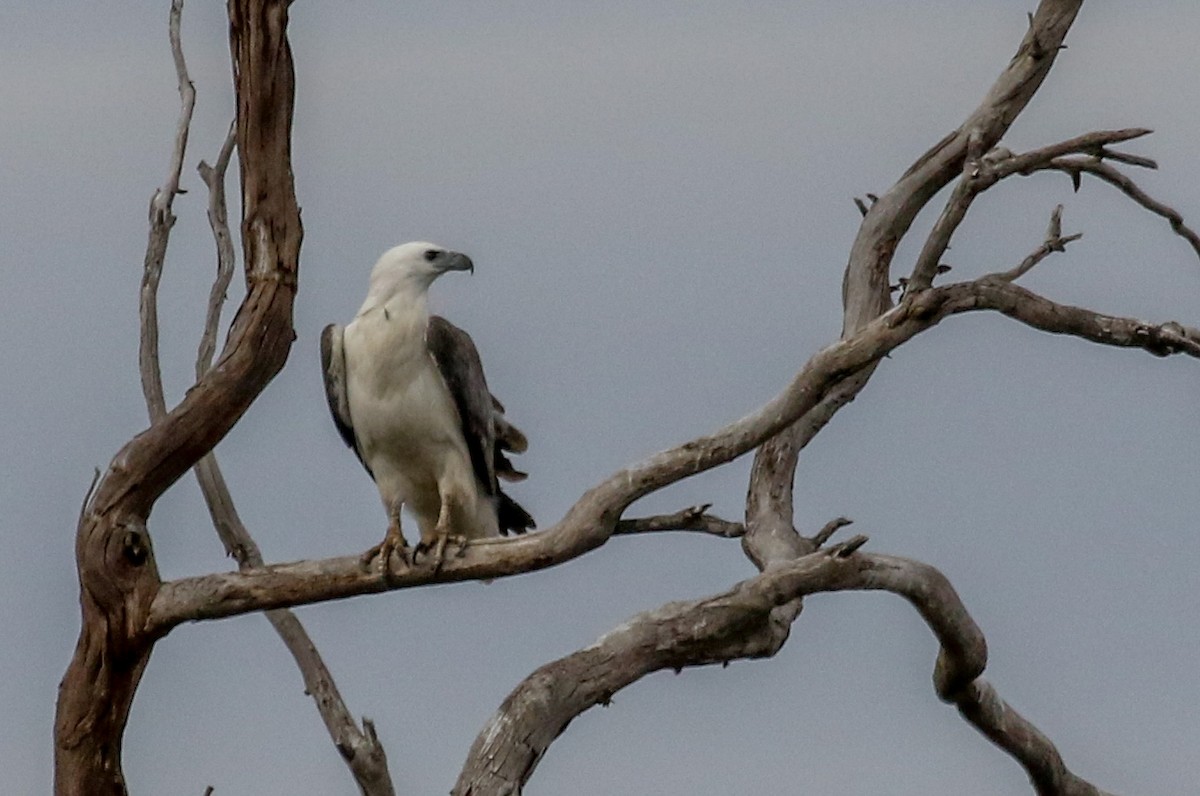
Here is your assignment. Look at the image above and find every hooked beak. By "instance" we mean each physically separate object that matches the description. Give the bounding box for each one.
[441,251,474,275]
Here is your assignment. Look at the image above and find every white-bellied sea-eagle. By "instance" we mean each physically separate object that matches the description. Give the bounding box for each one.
[320,242,534,572]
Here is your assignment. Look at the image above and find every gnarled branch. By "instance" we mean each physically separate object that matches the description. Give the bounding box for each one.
[748,0,1085,576]
[54,1,302,793]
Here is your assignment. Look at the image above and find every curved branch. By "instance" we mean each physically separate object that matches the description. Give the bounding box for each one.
[456,544,1113,795]
[1043,157,1200,259]
[55,2,302,793]
[456,543,1109,795]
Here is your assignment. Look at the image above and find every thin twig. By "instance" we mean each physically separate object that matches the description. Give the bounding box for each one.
[189,120,396,794]
[1045,157,1200,260]
[907,129,1151,293]
[138,0,195,424]
[615,504,745,539]
[991,205,1083,283]
[810,516,853,547]
[195,121,237,378]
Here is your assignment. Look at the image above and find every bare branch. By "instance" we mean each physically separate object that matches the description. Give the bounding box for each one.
[958,679,1117,796]
[749,1,1085,575]
[991,205,1083,283]
[963,279,1200,357]
[1044,158,1200,259]
[456,542,1111,795]
[139,0,195,424]
[195,121,237,378]
[190,131,396,795]
[992,128,1152,178]
[615,504,745,539]
[810,516,854,548]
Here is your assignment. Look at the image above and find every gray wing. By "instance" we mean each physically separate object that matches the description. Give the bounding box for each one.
[426,316,496,495]
[320,323,372,477]
[427,316,535,534]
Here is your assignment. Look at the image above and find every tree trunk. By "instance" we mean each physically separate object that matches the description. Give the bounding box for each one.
[52,1,302,792]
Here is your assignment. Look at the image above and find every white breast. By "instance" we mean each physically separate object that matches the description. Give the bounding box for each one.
[341,304,474,531]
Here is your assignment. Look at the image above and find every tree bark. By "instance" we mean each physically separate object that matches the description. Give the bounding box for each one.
[53,2,302,793]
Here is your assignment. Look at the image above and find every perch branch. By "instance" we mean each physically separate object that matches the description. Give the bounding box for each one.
[146,261,1198,632]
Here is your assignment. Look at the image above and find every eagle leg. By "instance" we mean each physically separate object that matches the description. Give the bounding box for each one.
[360,505,411,574]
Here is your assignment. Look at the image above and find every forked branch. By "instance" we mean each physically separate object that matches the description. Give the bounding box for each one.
[748,0,1085,574]
[55,1,302,793]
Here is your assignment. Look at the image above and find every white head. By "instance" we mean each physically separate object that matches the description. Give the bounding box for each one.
[366,241,474,302]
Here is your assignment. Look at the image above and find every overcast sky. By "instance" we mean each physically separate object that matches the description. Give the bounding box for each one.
[4,2,1199,794]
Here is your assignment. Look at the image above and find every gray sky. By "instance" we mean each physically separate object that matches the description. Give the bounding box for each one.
[4,2,1198,794]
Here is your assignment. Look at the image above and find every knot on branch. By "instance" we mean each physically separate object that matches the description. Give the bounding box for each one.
[123,528,150,567]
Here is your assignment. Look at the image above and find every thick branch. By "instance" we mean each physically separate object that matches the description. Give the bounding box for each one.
[456,539,1076,795]
[55,2,302,793]
[457,540,1114,795]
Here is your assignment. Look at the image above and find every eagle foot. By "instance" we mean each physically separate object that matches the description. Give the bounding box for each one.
[414,532,469,573]
[360,522,411,577]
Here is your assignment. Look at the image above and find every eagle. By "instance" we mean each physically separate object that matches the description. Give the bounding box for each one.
[320,242,534,572]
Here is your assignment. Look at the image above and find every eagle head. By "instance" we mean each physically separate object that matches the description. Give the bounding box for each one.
[370,242,474,294]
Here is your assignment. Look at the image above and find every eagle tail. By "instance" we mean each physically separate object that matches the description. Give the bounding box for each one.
[497,491,535,535]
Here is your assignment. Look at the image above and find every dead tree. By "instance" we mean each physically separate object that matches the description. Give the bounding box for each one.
[55,1,1198,794]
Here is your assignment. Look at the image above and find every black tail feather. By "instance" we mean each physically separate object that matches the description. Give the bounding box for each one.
[497,490,535,535]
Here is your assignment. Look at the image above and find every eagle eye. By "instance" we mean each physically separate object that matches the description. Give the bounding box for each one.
[423,249,440,262]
